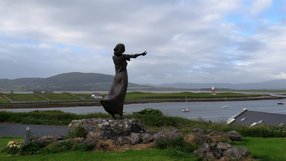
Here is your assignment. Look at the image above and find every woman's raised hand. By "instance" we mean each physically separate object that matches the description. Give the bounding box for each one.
[141,51,147,56]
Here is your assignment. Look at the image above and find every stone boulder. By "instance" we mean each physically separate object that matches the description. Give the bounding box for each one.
[31,135,63,146]
[189,128,248,161]
[223,147,248,160]
[69,118,145,139]
[194,142,248,161]
[67,118,161,151]
[226,130,242,141]
[153,128,182,142]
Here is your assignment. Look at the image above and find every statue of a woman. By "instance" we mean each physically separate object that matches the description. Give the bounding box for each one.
[100,43,147,118]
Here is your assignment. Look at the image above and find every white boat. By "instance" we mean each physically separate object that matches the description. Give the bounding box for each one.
[182,108,190,112]
[182,96,190,112]
[221,105,229,108]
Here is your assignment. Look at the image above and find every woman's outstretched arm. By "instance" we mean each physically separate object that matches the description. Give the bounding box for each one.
[123,51,147,60]
[131,51,147,58]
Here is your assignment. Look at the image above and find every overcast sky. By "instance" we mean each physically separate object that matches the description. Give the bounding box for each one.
[0,0,286,84]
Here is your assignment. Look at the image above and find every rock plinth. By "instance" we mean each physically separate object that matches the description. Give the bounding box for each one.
[27,119,250,161]
[69,118,145,139]
[67,118,181,151]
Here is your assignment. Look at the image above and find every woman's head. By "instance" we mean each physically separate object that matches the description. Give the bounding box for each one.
[114,43,125,56]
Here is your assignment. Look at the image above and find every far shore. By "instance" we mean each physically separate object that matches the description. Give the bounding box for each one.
[0,95,284,109]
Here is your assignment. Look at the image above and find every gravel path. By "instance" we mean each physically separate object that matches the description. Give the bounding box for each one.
[0,123,68,137]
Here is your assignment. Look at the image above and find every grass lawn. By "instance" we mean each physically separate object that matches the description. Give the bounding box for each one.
[239,137,286,161]
[0,95,9,104]
[73,93,92,101]
[0,137,198,161]
[125,92,266,100]
[3,94,47,102]
[40,93,81,101]
[1,137,286,161]
[0,92,269,104]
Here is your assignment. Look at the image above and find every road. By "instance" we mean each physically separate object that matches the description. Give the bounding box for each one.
[0,123,68,137]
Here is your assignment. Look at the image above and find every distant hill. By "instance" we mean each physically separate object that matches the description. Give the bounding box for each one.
[160,79,286,90]
[2,73,286,91]
[0,72,150,91]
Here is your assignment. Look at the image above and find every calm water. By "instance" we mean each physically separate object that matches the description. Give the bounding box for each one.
[2,99,286,122]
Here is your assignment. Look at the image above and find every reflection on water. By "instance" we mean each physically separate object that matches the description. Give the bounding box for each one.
[1,99,286,122]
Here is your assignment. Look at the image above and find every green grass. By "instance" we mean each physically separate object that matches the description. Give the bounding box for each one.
[0,92,269,104]
[238,137,286,161]
[125,92,266,100]
[73,93,93,101]
[3,94,47,102]
[0,137,198,161]
[0,95,9,104]
[40,93,81,101]
[1,137,286,161]
[0,110,110,125]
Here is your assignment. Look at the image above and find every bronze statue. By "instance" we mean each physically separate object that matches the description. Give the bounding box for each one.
[100,43,147,118]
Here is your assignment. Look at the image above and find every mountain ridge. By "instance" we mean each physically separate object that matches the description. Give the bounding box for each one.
[1,72,286,91]
[0,72,144,91]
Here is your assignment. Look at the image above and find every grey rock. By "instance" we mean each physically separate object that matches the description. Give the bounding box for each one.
[82,138,97,146]
[69,118,145,139]
[141,133,154,144]
[194,134,213,145]
[211,145,222,159]
[216,142,231,151]
[194,147,208,158]
[226,130,242,141]
[223,147,248,160]
[114,136,131,146]
[130,133,141,145]
[211,142,232,159]
[153,128,182,142]
[201,143,210,150]
[194,143,209,156]
[32,135,62,145]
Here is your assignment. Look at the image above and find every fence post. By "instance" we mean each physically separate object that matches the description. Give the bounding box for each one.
[24,126,31,146]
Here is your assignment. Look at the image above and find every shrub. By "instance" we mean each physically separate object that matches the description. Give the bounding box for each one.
[73,143,95,151]
[43,140,73,153]
[3,140,22,154]
[155,137,197,156]
[136,108,164,116]
[68,126,87,138]
[133,108,177,127]
[238,125,286,137]
[20,142,44,155]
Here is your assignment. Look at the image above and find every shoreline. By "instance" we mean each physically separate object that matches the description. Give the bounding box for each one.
[0,96,284,109]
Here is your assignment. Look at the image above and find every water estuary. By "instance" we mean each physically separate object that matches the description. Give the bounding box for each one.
[2,98,286,122]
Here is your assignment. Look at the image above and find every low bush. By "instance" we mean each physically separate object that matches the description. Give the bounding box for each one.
[133,108,177,127]
[154,137,197,157]
[136,108,164,116]
[2,140,22,154]
[20,141,45,155]
[237,125,286,137]
[68,126,87,138]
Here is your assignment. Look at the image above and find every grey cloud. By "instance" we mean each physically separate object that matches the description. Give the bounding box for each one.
[0,0,285,84]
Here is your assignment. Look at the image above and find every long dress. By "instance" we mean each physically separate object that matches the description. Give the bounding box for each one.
[100,54,134,117]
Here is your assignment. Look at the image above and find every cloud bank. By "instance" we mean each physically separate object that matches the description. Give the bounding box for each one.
[0,0,286,84]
